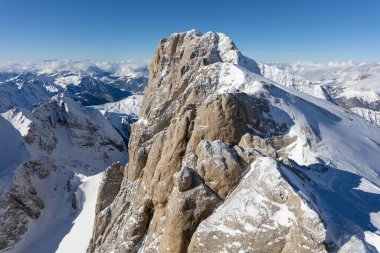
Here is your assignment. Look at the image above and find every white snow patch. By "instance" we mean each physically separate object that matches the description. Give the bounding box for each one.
[354,178,380,195]
[56,173,102,253]
[93,95,143,116]
[272,204,295,227]
[6,172,102,253]
[370,212,380,230]
[364,231,380,252]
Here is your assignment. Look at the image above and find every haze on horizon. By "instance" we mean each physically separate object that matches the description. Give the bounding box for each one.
[0,0,379,62]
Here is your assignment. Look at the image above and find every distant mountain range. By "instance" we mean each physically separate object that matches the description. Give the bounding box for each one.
[261,61,380,126]
[0,60,147,252]
[1,59,379,126]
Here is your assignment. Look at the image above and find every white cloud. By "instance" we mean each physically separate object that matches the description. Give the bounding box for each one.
[0,60,149,77]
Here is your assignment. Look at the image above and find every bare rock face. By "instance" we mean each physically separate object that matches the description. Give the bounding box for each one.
[195,140,244,199]
[158,167,222,253]
[189,94,249,146]
[89,162,124,250]
[0,161,47,250]
[96,162,124,213]
[88,30,327,253]
[188,158,326,253]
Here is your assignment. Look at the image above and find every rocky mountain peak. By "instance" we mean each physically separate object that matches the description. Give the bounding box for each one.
[87,31,333,253]
[1,29,380,253]
[140,30,260,122]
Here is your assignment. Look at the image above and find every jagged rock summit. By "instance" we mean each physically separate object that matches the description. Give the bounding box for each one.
[88,30,380,253]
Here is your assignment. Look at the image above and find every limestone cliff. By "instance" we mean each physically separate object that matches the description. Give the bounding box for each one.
[88,30,330,253]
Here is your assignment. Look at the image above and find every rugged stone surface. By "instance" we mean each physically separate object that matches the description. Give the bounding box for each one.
[158,167,222,253]
[195,140,244,199]
[188,157,326,253]
[95,162,124,213]
[88,162,125,251]
[0,161,47,250]
[88,30,328,253]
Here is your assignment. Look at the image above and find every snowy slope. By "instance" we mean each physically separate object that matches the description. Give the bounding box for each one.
[8,173,104,253]
[0,60,147,253]
[264,61,380,126]
[55,173,102,253]
[92,95,143,141]
[270,61,380,99]
[4,172,103,253]
[207,61,380,251]
[257,62,328,99]
[0,115,29,196]
[0,94,128,252]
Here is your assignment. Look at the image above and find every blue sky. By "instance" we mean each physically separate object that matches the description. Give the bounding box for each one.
[0,0,379,62]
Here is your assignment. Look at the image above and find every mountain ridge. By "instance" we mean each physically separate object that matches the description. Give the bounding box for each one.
[87,30,380,252]
[1,31,380,253]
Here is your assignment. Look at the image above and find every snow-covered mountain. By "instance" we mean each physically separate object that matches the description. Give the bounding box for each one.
[0,61,146,252]
[263,61,380,126]
[1,33,380,253]
[0,95,128,252]
[0,60,148,112]
[257,62,329,100]
[92,94,143,141]
[86,30,380,253]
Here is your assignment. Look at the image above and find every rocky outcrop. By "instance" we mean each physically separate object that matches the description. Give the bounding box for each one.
[188,157,326,253]
[89,162,124,248]
[0,161,48,250]
[95,162,124,213]
[88,30,327,253]
[158,167,222,252]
